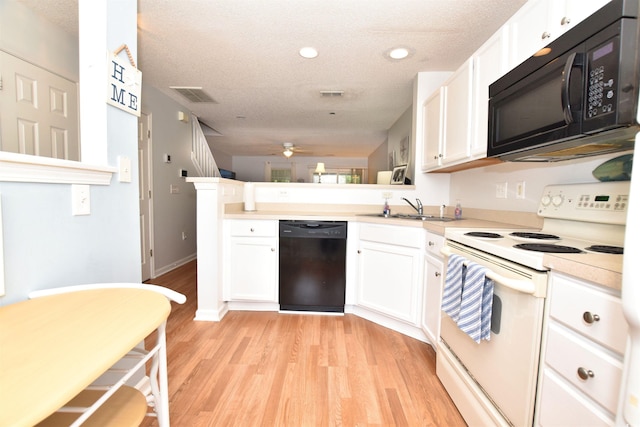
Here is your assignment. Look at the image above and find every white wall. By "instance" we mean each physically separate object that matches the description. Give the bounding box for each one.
[141,85,197,275]
[232,156,368,183]
[0,0,140,305]
[367,140,389,184]
[450,150,634,212]
[387,106,413,182]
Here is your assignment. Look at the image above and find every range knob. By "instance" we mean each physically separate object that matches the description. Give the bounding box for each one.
[541,195,552,206]
[552,194,564,206]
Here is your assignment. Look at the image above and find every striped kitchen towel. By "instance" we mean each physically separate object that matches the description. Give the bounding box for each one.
[456,261,494,343]
[441,254,466,321]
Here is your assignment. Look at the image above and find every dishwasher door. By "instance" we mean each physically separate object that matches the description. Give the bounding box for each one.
[279,221,347,312]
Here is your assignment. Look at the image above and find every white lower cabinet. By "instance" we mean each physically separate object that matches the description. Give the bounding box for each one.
[357,224,424,326]
[536,272,628,426]
[224,219,278,302]
[422,231,445,347]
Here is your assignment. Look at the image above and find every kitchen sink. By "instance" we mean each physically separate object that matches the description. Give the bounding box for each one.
[360,213,457,222]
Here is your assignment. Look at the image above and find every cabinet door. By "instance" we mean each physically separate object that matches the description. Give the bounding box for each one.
[228,237,278,302]
[422,253,444,346]
[358,240,422,325]
[547,0,611,39]
[442,57,473,166]
[422,88,444,171]
[472,26,509,158]
[509,0,552,68]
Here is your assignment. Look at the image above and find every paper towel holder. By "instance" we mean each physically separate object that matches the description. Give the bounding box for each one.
[243,182,257,212]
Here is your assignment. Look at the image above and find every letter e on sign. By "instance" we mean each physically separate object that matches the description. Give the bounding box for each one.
[106,51,142,117]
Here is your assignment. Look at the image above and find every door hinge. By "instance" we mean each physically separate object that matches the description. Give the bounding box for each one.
[150,249,153,257]
[148,129,151,138]
[0,75,3,91]
[149,190,152,198]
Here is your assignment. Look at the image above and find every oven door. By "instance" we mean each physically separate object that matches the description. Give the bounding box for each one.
[438,241,548,427]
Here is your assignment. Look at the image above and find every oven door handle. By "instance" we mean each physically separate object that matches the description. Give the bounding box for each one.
[440,247,536,295]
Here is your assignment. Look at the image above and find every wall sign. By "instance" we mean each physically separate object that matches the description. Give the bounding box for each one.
[106,45,142,117]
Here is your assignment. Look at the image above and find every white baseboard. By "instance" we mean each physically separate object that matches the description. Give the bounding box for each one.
[152,253,196,278]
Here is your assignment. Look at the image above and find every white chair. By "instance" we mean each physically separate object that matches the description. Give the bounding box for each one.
[29,283,186,427]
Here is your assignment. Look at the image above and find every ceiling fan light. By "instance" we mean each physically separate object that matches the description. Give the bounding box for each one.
[283,148,294,158]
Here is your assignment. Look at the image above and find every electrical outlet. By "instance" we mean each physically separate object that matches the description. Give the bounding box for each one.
[516,181,526,199]
[495,182,508,199]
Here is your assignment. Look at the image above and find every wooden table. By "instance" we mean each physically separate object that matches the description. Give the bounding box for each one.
[0,288,171,427]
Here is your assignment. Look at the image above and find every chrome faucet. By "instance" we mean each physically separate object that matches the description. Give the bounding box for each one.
[401,197,423,215]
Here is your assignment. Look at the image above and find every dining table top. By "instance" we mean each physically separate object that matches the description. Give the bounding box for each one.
[0,288,171,427]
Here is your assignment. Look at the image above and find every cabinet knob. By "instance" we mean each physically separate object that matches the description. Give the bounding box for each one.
[271,248,275,252]
[560,16,571,26]
[428,241,435,246]
[250,228,255,232]
[541,31,551,40]
[433,155,438,160]
[434,272,441,277]
[577,367,595,381]
[583,311,600,324]
[357,250,361,254]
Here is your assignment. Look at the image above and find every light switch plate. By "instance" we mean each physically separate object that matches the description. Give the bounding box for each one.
[118,156,132,183]
[72,184,91,215]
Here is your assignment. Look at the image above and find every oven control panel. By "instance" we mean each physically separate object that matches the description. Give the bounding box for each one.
[538,182,629,225]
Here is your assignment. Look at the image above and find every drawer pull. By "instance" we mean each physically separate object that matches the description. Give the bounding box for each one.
[541,31,551,40]
[250,228,255,232]
[583,311,600,324]
[271,248,275,252]
[435,272,441,277]
[577,367,595,381]
[428,241,435,246]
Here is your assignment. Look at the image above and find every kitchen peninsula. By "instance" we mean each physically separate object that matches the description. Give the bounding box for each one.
[187,178,622,342]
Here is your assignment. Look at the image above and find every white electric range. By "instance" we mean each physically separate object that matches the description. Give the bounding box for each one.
[437,181,629,427]
[445,181,628,271]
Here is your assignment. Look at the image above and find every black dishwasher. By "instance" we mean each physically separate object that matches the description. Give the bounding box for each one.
[279,220,347,312]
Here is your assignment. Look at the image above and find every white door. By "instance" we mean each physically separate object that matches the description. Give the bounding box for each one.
[138,113,153,281]
[0,51,79,160]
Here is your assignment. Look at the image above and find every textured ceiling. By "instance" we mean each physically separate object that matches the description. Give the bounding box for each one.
[19,0,527,158]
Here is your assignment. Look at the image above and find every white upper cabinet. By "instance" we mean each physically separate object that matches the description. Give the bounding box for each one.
[422,88,445,171]
[442,58,474,165]
[509,0,552,68]
[472,26,509,158]
[421,58,474,172]
[510,0,611,68]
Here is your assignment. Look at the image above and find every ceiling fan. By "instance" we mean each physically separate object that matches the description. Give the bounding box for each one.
[281,142,308,158]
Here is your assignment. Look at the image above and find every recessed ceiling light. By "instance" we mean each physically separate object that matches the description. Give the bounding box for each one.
[299,47,318,59]
[389,47,409,60]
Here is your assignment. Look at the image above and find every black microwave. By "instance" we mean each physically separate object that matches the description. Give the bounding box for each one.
[488,0,639,162]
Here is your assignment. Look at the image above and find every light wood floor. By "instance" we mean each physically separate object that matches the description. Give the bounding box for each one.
[141,260,466,426]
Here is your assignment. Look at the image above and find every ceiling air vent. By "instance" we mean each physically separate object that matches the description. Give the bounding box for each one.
[170,86,218,103]
[320,90,345,98]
